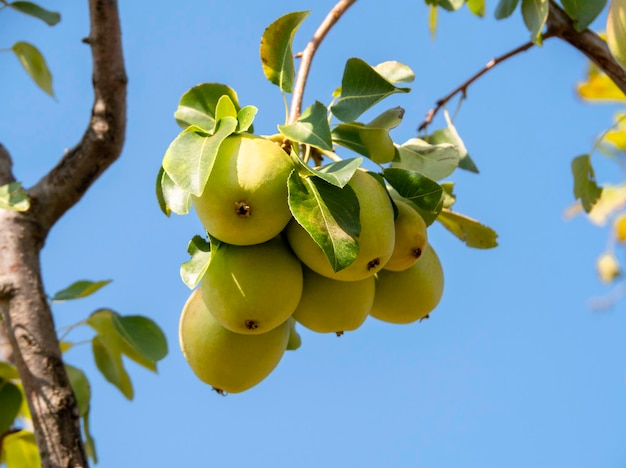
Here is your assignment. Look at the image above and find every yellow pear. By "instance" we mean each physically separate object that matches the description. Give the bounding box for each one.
[370,244,444,324]
[384,199,428,272]
[286,169,395,281]
[201,237,303,334]
[293,266,375,335]
[614,213,626,243]
[193,134,294,246]
[179,288,289,394]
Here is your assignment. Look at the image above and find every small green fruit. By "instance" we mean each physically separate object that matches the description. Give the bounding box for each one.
[293,266,375,334]
[370,244,444,324]
[201,237,303,334]
[193,134,294,246]
[179,288,289,394]
[384,199,428,272]
[286,169,395,281]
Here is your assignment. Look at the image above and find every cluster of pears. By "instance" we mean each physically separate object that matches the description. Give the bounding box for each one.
[179,133,444,394]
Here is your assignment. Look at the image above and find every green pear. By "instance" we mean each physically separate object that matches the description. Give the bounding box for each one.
[286,169,395,281]
[201,237,303,334]
[179,288,289,394]
[370,244,444,324]
[193,134,294,246]
[293,266,375,334]
[286,317,302,350]
[383,199,428,272]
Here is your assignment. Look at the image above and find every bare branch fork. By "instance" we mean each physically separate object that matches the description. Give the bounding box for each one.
[289,0,357,124]
[0,0,127,466]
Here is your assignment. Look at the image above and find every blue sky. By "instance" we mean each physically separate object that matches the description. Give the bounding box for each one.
[2,1,626,467]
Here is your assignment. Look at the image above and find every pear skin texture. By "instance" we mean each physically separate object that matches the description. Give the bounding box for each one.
[179,288,289,394]
[192,134,294,246]
[286,170,395,281]
[201,237,303,334]
[383,199,428,272]
[370,244,444,324]
[293,266,375,334]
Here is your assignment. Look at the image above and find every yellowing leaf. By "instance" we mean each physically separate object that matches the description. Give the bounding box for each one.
[0,430,41,468]
[436,208,498,249]
[607,0,626,70]
[587,184,626,225]
[12,41,54,97]
[577,66,626,102]
[597,251,620,282]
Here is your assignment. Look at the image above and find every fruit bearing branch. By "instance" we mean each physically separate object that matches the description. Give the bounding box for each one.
[289,0,357,124]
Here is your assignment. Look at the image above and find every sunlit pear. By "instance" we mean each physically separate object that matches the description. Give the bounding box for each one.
[286,169,395,281]
[384,199,428,272]
[293,266,375,335]
[179,288,289,394]
[201,237,303,334]
[193,134,294,246]
[613,213,626,243]
[370,244,444,324]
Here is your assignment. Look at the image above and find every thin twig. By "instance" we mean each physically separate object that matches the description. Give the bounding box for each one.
[418,40,542,132]
[0,143,15,186]
[289,0,357,124]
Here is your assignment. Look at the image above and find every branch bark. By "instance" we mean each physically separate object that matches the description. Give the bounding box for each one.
[0,0,127,466]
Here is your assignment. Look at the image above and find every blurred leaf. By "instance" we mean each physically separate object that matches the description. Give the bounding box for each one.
[14,384,30,420]
[0,362,19,380]
[393,138,459,180]
[287,172,360,273]
[174,83,240,132]
[586,184,626,225]
[83,411,97,464]
[425,0,464,11]
[8,1,60,25]
[373,62,415,84]
[260,11,310,93]
[181,235,212,289]
[0,182,30,212]
[521,0,549,44]
[64,365,90,418]
[0,431,41,468]
[437,208,499,248]
[157,167,191,216]
[286,318,301,351]
[278,101,333,150]
[237,105,257,133]
[155,166,170,216]
[12,41,54,96]
[467,0,486,16]
[91,336,133,400]
[383,167,443,213]
[331,58,410,122]
[0,379,22,434]
[112,315,168,363]
[441,181,456,208]
[51,280,111,302]
[577,66,626,102]
[607,0,626,70]
[572,154,602,213]
[429,4,438,38]
[597,251,620,282]
[162,119,237,196]
[561,0,606,31]
[495,0,520,18]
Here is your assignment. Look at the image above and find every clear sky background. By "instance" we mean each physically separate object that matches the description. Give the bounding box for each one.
[3,1,626,467]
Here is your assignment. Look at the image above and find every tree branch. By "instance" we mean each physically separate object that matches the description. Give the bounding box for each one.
[546,0,626,96]
[30,0,127,233]
[289,0,356,124]
[0,143,16,186]
[417,40,540,132]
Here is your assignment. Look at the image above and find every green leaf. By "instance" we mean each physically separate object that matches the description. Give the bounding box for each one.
[373,62,415,84]
[572,154,603,212]
[0,182,30,212]
[278,101,333,150]
[0,431,41,468]
[367,106,405,129]
[0,362,19,381]
[12,41,54,96]
[214,94,238,124]
[495,0,520,18]
[383,167,443,213]
[427,121,479,173]
[157,167,191,216]
[260,11,310,93]
[427,0,464,11]
[607,0,626,70]
[332,123,397,165]
[83,411,97,464]
[9,1,60,25]
[521,0,549,44]
[112,315,168,363]
[65,365,90,418]
[237,105,257,133]
[174,83,240,132]
[441,181,456,208]
[180,235,212,289]
[315,158,363,188]
[286,317,301,351]
[51,279,112,302]
[287,172,360,272]
[467,0,486,16]
[393,138,459,180]
[561,0,607,31]
[91,335,133,400]
[331,58,411,123]
[437,209,499,248]
[0,379,22,434]
[162,119,237,196]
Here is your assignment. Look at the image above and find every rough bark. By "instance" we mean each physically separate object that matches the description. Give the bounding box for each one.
[0,0,126,466]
